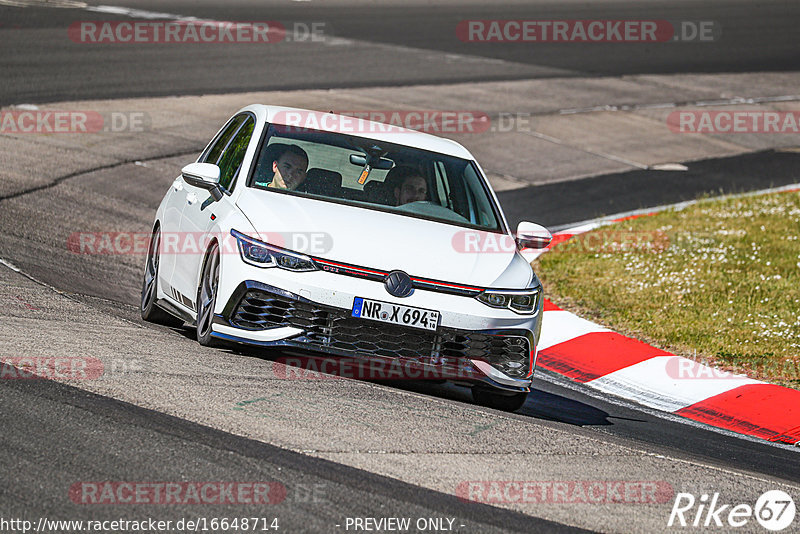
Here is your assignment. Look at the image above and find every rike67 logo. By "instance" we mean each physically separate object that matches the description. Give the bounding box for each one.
[668,490,795,531]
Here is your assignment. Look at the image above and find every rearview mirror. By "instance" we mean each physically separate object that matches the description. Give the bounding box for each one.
[349,154,394,170]
[182,162,223,201]
[516,222,552,250]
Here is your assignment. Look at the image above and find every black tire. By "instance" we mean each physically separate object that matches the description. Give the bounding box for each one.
[472,387,528,412]
[196,243,221,347]
[141,226,182,326]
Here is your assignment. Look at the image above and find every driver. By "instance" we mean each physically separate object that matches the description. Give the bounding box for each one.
[386,165,428,205]
[269,145,308,190]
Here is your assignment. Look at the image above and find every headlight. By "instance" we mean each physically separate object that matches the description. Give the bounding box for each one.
[231,229,318,272]
[476,288,540,314]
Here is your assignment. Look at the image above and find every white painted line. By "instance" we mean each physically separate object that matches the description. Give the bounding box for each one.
[650,163,689,171]
[0,258,21,272]
[538,310,609,351]
[524,130,649,170]
[555,222,600,235]
[86,5,179,19]
[586,356,762,413]
[0,0,86,6]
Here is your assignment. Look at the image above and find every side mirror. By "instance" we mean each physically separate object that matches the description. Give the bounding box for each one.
[516,221,552,250]
[182,162,223,201]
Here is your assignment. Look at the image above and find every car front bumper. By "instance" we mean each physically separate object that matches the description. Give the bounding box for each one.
[211,279,540,392]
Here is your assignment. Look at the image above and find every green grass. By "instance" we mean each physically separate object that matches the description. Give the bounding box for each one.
[534,189,800,389]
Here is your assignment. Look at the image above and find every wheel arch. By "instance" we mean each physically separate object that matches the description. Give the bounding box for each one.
[195,237,221,316]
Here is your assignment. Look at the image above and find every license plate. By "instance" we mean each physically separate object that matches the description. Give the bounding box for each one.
[351,297,439,331]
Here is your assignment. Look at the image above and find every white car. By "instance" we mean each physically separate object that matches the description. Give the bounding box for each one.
[141,105,551,411]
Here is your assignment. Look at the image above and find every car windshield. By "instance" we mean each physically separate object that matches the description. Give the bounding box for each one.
[248,124,503,232]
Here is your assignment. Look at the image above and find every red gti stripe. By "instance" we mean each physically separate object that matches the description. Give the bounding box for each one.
[315,259,387,276]
[314,258,483,292]
[411,278,482,291]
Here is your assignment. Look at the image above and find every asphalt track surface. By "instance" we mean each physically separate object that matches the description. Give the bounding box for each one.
[0,0,798,105]
[498,149,800,229]
[1,376,578,533]
[2,145,798,479]
[2,1,800,533]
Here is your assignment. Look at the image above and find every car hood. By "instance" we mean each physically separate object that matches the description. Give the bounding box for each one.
[236,192,533,288]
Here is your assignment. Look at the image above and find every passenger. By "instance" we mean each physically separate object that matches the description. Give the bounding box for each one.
[269,145,308,190]
[384,165,428,205]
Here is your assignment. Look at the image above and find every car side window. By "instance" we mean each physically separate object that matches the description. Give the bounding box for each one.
[462,164,496,226]
[216,116,255,191]
[202,114,247,167]
[433,160,452,209]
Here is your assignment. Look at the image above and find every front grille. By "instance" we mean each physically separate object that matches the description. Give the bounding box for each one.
[232,291,329,332]
[324,316,437,361]
[229,287,530,378]
[439,332,530,378]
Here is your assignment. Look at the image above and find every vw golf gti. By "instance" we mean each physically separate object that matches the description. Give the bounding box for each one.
[140,105,552,411]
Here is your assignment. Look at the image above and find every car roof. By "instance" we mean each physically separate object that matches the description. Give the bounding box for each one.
[239,104,477,160]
